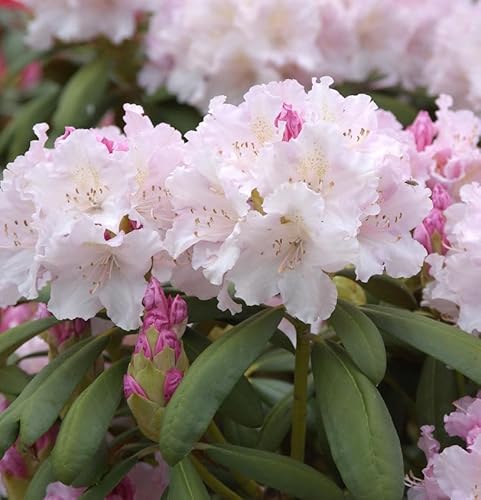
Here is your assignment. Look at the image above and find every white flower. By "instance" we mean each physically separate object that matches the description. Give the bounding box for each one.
[43,217,161,331]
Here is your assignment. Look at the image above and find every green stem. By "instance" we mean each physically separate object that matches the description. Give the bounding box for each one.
[191,455,242,500]
[290,327,311,462]
[456,371,466,397]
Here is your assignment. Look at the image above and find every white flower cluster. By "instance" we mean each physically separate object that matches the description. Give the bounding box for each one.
[139,0,481,112]
[23,0,155,49]
[0,79,431,329]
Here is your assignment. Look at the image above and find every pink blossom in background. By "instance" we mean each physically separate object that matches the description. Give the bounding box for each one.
[0,0,27,10]
[0,304,49,373]
[23,0,155,50]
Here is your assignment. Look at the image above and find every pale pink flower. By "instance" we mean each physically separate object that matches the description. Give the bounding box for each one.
[423,183,481,333]
[433,434,481,500]
[43,217,161,331]
[45,482,85,499]
[444,392,481,446]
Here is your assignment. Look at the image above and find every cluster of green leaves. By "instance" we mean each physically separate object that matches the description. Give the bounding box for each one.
[0,274,480,499]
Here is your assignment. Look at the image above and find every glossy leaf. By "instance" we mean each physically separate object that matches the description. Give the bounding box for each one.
[202,443,344,500]
[250,378,293,406]
[25,457,55,500]
[363,305,481,384]
[7,84,59,160]
[52,358,129,484]
[0,316,60,362]
[0,365,31,395]
[257,389,293,451]
[248,349,295,374]
[167,457,210,500]
[19,335,110,446]
[416,356,458,445]
[311,343,404,500]
[0,336,95,457]
[329,300,386,384]
[80,454,138,500]
[159,307,284,465]
[52,57,110,132]
[183,328,264,428]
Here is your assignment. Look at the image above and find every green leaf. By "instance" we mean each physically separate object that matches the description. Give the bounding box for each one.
[0,336,95,457]
[329,300,386,384]
[248,348,295,374]
[7,84,60,160]
[167,457,210,500]
[369,92,418,126]
[19,335,110,446]
[71,440,109,487]
[250,378,293,406]
[363,305,481,384]
[0,316,60,362]
[183,328,264,428]
[159,307,284,465]
[202,443,344,500]
[52,57,110,132]
[80,454,138,500]
[270,329,295,354]
[25,457,55,500]
[221,419,259,448]
[257,389,293,451]
[311,343,404,500]
[0,365,31,395]
[416,356,458,445]
[52,358,129,484]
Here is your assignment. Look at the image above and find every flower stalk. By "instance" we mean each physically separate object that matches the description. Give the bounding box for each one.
[290,325,311,462]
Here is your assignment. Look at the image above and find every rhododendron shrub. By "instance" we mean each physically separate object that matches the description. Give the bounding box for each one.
[2,5,481,500]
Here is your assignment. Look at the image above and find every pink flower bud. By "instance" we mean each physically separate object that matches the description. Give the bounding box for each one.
[275,103,303,141]
[431,183,452,210]
[107,476,135,500]
[123,374,148,400]
[143,278,169,314]
[163,368,183,403]
[0,447,28,478]
[414,208,449,254]
[134,331,152,358]
[35,425,59,456]
[154,329,181,360]
[169,295,188,326]
[36,304,88,347]
[408,111,436,152]
[20,61,42,91]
